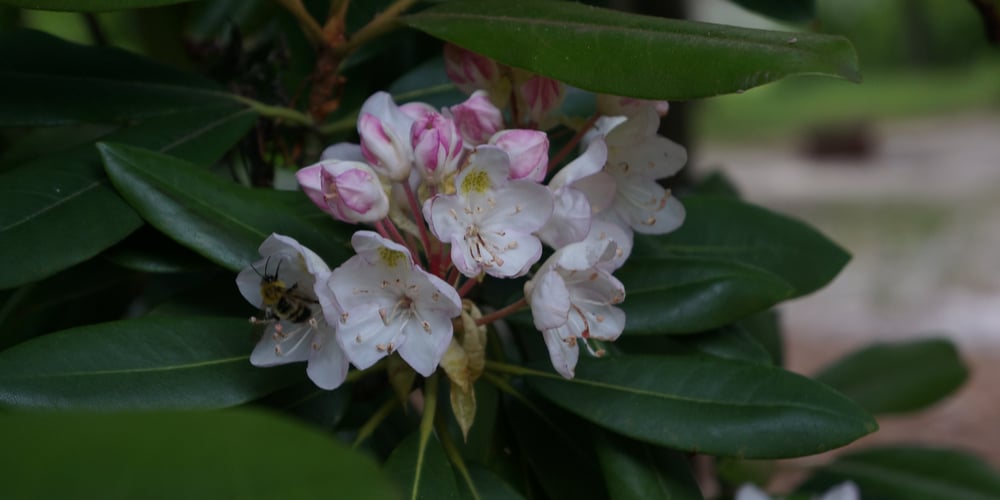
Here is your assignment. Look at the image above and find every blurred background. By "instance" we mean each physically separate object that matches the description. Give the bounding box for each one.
[690,0,1000,477]
[4,0,999,488]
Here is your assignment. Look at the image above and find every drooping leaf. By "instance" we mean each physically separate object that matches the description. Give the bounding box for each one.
[0,410,396,499]
[801,446,1000,500]
[595,432,703,500]
[402,0,859,100]
[526,355,877,459]
[815,338,968,415]
[618,256,794,335]
[99,143,353,272]
[729,0,815,23]
[738,309,784,366]
[0,29,233,126]
[633,196,851,299]
[384,431,462,500]
[0,316,301,410]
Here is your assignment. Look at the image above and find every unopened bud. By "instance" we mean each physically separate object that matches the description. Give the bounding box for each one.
[519,75,564,125]
[444,44,500,94]
[449,91,504,145]
[296,160,389,224]
[596,94,669,117]
[489,129,550,182]
[411,111,464,182]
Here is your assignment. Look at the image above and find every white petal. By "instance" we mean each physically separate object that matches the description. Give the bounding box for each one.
[250,322,313,366]
[605,106,659,147]
[538,187,591,248]
[426,194,471,247]
[396,310,454,377]
[359,91,415,142]
[414,272,463,318]
[571,171,617,214]
[350,230,414,269]
[478,230,543,278]
[554,238,615,271]
[528,269,571,330]
[236,265,264,309]
[482,180,553,233]
[818,481,860,500]
[609,134,687,180]
[542,326,579,379]
[550,138,608,190]
[734,484,772,500]
[586,215,634,272]
[320,142,365,162]
[306,328,350,390]
[337,305,399,370]
[259,234,330,275]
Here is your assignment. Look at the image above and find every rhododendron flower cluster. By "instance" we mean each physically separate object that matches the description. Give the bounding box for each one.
[237,45,686,392]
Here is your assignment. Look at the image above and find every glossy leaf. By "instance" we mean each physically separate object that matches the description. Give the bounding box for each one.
[620,324,773,365]
[738,309,784,367]
[0,316,300,410]
[0,410,396,499]
[815,338,968,415]
[729,0,815,23]
[633,196,851,299]
[595,432,703,500]
[526,355,877,458]
[0,29,232,126]
[618,256,794,335]
[402,0,859,100]
[0,105,255,290]
[384,431,462,500]
[99,143,353,272]
[802,446,1000,500]
[256,380,352,430]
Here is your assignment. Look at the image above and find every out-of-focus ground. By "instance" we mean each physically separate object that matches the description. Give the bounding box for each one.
[694,111,1000,486]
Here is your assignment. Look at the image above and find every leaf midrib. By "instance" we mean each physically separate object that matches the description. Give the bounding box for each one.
[0,354,250,380]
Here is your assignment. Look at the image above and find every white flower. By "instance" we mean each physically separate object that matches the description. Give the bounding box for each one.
[357,92,433,182]
[589,106,686,234]
[425,146,553,278]
[524,238,626,378]
[538,138,614,248]
[733,481,860,500]
[236,234,350,390]
[318,231,462,376]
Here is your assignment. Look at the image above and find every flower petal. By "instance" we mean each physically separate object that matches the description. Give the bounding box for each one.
[542,326,579,379]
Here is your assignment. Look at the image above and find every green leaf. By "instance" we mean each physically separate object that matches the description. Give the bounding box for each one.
[0,316,300,410]
[0,29,233,126]
[634,196,850,299]
[505,396,609,500]
[256,380,352,430]
[402,0,859,100]
[729,0,815,23]
[464,463,527,500]
[595,432,703,500]
[814,338,968,415]
[0,410,397,499]
[617,324,773,365]
[385,431,462,500]
[618,256,794,335]
[802,446,1000,500]
[99,142,353,272]
[525,355,877,458]
[738,309,784,366]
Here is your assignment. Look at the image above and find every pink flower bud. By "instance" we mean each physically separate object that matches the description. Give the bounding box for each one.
[410,111,464,181]
[358,112,412,181]
[596,94,669,117]
[489,129,550,183]
[449,91,504,145]
[296,160,389,224]
[519,76,564,124]
[444,44,500,94]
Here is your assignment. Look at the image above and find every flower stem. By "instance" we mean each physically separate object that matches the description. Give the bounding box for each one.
[234,96,315,128]
[335,0,418,57]
[272,0,326,45]
[374,219,393,241]
[352,396,399,449]
[475,298,527,326]
[403,182,434,269]
[484,360,558,379]
[457,277,478,298]
[434,413,482,500]
[413,372,439,484]
[547,112,599,174]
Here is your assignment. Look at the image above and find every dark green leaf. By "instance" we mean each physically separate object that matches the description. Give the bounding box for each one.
[99,142,353,272]
[0,104,255,290]
[389,57,465,109]
[0,316,300,410]
[729,0,815,23]
[738,309,784,366]
[104,227,216,274]
[505,395,609,500]
[634,196,851,298]
[690,170,741,198]
[0,410,396,499]
[402,0,859,100]
[0,29,232,126]
[802,446,1000,500]
[815,338,968,415]
[526,355,877,458]
[385,431,462,500]
[464,463,527,500]
[595,432,703,500]
[618,256,794,335]
[257,380,352,430]
[617,324,773,365]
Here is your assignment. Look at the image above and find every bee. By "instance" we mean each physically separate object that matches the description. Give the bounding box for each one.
[253,257,318,324]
